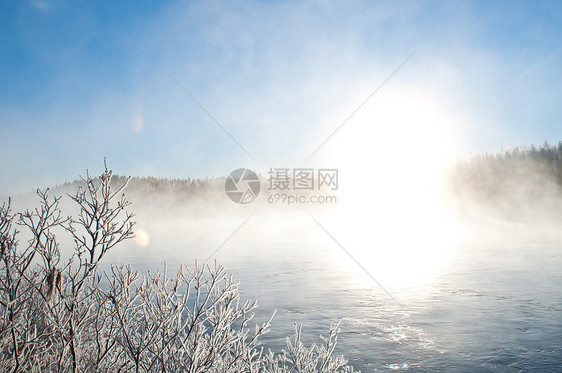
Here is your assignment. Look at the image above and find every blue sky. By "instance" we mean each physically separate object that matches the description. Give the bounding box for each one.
[1,0,562,194]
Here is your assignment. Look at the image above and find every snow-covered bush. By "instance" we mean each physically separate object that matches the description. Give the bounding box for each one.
[0,162,359,372]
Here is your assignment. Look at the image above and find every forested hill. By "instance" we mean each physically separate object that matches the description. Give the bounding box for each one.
[55,175,226,200]
[47,141,562,211]
[448,141,562,213]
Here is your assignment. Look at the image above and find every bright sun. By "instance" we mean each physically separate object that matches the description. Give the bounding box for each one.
[322,87,461,289]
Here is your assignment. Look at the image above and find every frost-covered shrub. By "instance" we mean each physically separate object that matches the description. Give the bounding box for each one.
[0,162,358,372]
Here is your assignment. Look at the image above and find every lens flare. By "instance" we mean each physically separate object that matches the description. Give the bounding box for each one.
[132,114,144,133]
[134,229,150,248]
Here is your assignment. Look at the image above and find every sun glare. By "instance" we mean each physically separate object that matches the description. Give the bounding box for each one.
[325,88,461,289]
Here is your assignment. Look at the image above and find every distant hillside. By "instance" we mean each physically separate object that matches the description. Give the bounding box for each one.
[52,175,226,202]
[447,141,562,216]
[42,141,562,215]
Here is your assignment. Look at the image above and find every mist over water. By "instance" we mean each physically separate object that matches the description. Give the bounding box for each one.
[81,158,560,372]
[6,147,562,372]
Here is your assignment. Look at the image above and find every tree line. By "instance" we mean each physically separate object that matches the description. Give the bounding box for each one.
[448,141,562,207]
